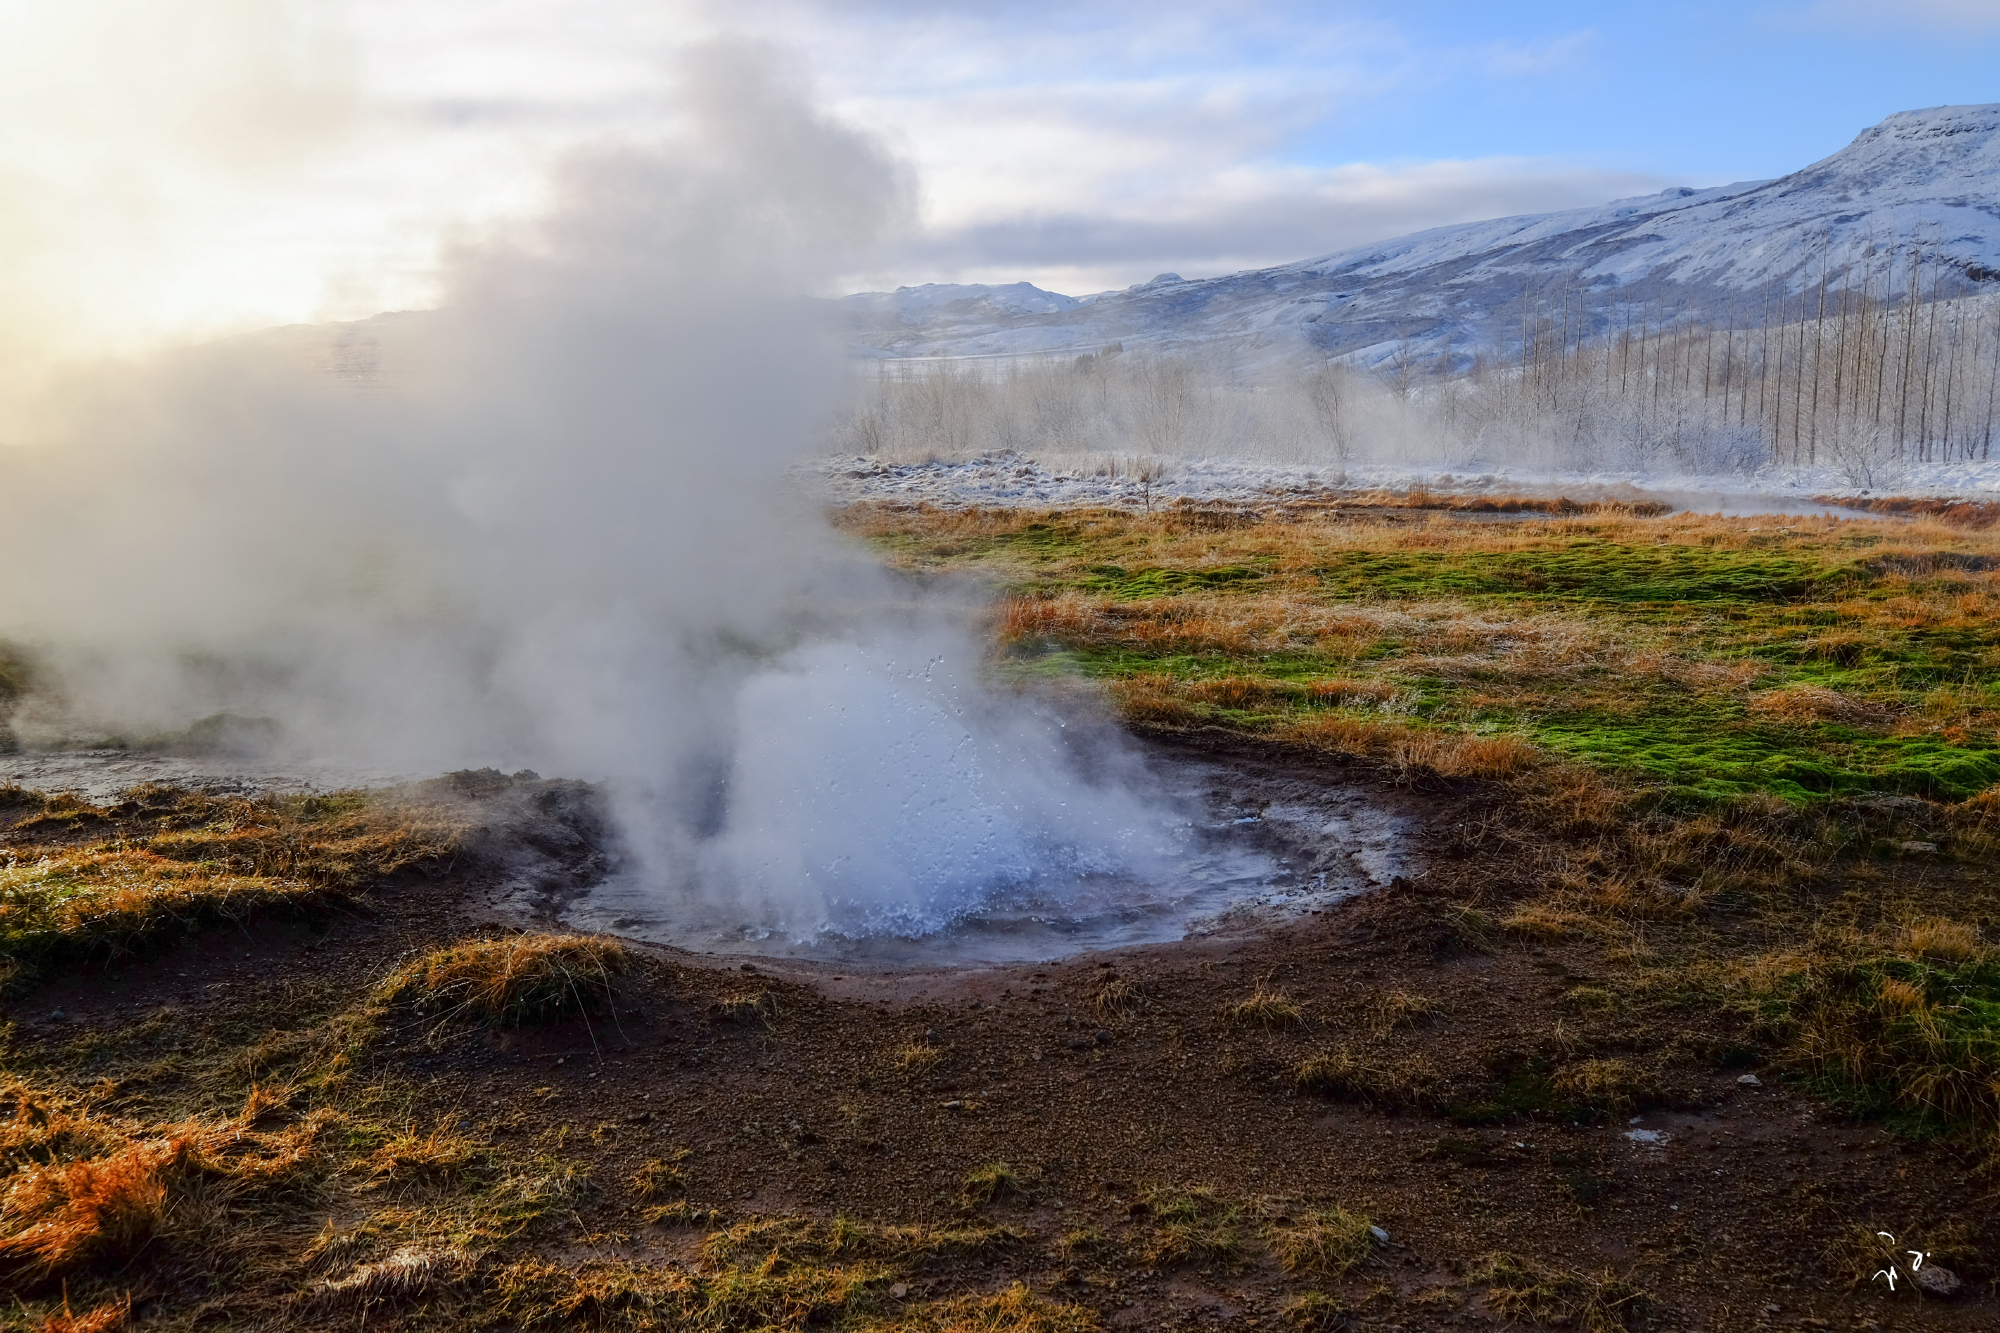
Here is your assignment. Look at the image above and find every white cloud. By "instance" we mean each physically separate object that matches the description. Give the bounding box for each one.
[0,0,1679,346]
[864,157,1675,295]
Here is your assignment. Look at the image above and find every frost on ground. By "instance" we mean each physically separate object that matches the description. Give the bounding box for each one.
[807,450,2000,513]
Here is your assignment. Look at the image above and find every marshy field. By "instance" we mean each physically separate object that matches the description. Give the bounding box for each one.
[4,494,1999,1331]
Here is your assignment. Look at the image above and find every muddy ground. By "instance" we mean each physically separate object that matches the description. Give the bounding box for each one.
[7,735,1995,1330]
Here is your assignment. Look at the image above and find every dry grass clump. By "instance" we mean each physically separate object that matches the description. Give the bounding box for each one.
[1497,906,1597,943]
[1104,673,1199,728]
[1280,1291,1351,1331]
[868,1282,1100,1333]
[0,1085,327,1288]
[962,1162,1028,1207]
[366,1120,487,1189]
[1092,975,1148,1016]
[380,933,629,1029]
[1138,1186,1245,1269]
[554,1224,1063,1330]
[1367,989,1438,1033]
[1746,684,1889,727]
[890,1042,943,1076]
[1469,1252,1651,1332]
[1549,1060,1658,1115]
[632,1150,690,1201]
[701,1215,1021,1270]
[1730,917,2000,1147]
[1293,1051,1441,1113]
[711,989,780,1026]
[1269,1205,1375,1278]
[1283,716,1539,779]
[1900,916,1989,965]
[0,788,467,991]
[0,1137,177,1282]
[1821,1219,1981,1289]
[308,1244,475,1313]
[1220,988,1303,1029]
[37,1296,131,1333]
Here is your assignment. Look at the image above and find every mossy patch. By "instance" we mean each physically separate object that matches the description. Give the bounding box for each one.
[1313,543,1855,605]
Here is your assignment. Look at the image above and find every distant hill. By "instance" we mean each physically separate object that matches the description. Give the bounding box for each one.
[842,103,2000,368]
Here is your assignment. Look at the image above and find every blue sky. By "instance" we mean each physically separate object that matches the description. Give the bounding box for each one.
[788,0,2000,292]
[1290,1,2000,178]
[2,0,1994,351]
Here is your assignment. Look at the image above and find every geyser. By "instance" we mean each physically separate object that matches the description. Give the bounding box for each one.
[0,43,1178,946]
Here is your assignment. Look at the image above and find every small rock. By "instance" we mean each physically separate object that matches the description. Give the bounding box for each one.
[1369,1225,1390,1244]
[1065,1038,1089,1051]
[923,1029,939,1044]
[1094,1029,1112,1045]
[890,1283,910,1299]
[1914,1263,1961,1297]
[1898,841,1939,854]
[47,1009,66,1022]
[1625,1129,1666,1145]
[941,1100,966,1113]
[1763,1303,1781,1315]
[1737,1074,1762,1086]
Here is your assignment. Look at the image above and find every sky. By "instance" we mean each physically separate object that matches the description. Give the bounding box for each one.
[1,0,1996,359]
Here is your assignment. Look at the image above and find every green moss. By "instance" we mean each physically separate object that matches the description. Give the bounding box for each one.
[871,513,2000,807]
[1313,543,1857,605]
[1078,563,1270,598]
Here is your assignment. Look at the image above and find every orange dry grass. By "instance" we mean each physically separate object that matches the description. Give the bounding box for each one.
[1745,685,1889,728]
[0,1138,180,1280]
[0,790,468,986]
[1283,716,1540,779]
[841,498,2000,568]
[0,850,318,955]
[382,933,630,1028]
[38,1296,131,1333]
[0,1095,327,1287]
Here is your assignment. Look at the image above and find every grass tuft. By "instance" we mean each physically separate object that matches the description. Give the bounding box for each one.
[1294,1050,1441,1112]
[379,933,629,1029]
[962,1162,1028,1207]
[1269,1205,1375,1278]
[1220,988,1303,1029]
[1138,1186,1245,1269]
[1469,1252,1651,1332]
[633,1150,690,1200]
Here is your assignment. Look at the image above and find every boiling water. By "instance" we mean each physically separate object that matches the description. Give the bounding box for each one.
[0,747,1415,968]
[560,756,1412,966]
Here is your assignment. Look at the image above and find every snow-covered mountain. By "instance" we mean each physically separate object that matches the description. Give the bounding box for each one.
[842,103,2000,367]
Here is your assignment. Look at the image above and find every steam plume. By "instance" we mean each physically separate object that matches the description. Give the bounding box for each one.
[0,42,1171,942]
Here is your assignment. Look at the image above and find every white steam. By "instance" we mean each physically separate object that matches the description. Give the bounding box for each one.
[0,43,1174,943]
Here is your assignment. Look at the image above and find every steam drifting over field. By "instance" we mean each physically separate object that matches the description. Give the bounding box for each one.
[0,44,1171,943]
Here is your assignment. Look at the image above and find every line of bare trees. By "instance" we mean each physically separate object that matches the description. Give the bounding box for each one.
[1492,249,1999,484]
[837,257,1999,488]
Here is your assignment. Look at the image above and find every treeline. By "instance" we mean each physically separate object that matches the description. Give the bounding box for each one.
[838,274,2000,486]
[1490,257,1999,482]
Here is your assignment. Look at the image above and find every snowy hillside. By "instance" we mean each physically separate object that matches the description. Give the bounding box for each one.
[844,103,2000,367]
